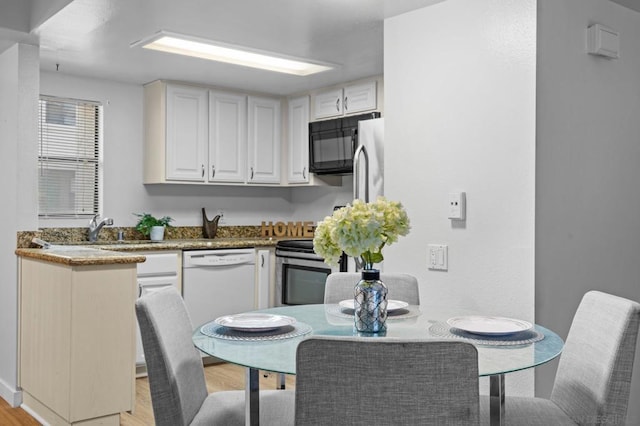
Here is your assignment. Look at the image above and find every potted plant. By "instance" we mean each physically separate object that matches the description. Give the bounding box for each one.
[134,212,174,241]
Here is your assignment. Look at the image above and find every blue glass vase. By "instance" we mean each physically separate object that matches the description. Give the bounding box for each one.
[354,269,388,333]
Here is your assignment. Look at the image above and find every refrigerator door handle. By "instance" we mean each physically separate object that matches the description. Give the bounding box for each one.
[353,144,369,202]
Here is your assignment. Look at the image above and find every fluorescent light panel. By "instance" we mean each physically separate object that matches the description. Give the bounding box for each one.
[135,31,334,76]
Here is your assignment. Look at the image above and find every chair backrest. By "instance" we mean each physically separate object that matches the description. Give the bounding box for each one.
[295,337,479,426]
[324,272,420,304]
[550,290,640,425]
[135,286,208,426]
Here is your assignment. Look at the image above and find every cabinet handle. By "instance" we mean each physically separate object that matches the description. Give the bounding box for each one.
[211,165,216,179]
[336,98,340,111]
[138,282,142,298]
[344,96,348,111]
[303,167,307,179]
[261,253,265,267]
[250,167,254,180]
[201,165,205,178]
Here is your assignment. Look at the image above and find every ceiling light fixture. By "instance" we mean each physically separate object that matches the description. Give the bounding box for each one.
[131,31,335,76]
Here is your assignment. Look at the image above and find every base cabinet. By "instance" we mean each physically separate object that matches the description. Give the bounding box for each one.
[135,251,181,371]
[19,258,137,426]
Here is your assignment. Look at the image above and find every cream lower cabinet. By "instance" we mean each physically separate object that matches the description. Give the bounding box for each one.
[19,258,137,426]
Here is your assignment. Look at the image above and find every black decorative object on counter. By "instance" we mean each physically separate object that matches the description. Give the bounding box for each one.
[202,208,222,239]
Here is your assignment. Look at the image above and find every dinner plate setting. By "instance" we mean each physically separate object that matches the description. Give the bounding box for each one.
[447,316,532,336]
[201,313,312,341]
[326,299,421,320]
[428,315,544,346]
[338,299,409,313]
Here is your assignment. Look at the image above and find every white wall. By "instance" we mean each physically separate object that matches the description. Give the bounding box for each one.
[0,43,39,406]
[536,1,640,424]
[384,0,537,395]
[39,72,351,230]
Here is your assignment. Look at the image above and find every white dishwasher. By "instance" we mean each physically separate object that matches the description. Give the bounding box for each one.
[182,249,257,329]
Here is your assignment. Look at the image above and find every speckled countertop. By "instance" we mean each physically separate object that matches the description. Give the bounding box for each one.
[15,247,147,266]
[15,226,307,266]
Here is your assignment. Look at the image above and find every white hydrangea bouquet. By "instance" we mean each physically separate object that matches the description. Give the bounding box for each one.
[313,196,411,269]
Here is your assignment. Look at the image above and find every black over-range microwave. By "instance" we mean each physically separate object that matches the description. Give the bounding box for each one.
[308,112,381,175]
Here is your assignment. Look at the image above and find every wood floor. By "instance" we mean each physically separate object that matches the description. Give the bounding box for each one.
[0,363,296,426]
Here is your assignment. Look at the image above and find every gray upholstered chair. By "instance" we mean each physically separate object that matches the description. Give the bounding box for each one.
[295,337,480,425]
[135,286,295,426]
[324,272,420,304]
[481,290,640,425]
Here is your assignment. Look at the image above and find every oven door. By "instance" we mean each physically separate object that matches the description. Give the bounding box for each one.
[275,254,338,306]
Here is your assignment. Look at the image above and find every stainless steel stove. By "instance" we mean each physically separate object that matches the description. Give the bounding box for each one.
[275,239,346,306]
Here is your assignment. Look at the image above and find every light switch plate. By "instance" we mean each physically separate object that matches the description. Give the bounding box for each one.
[428,244,448,271]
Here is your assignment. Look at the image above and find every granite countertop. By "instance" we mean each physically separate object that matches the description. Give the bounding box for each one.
[76,237,280,252]
[15,237,286,266]
[15,246,147,266]
[16,226,311,266]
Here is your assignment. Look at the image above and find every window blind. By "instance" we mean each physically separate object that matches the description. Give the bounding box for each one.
[38,96,102,218]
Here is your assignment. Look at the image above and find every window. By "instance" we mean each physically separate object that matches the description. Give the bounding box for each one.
[38,96,102,218]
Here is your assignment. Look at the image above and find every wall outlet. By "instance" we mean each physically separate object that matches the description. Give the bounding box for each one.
[428,244,448,271]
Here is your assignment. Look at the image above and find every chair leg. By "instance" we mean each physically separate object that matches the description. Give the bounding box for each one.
[277,373,286,389]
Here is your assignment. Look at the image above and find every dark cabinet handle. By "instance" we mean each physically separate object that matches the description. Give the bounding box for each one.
[211,165,216,179]
[336,98,340,111]
[344,96,348,111]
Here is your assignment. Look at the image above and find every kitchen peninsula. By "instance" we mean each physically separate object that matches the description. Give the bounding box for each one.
[16,246,144,426]
[14,225,302,425]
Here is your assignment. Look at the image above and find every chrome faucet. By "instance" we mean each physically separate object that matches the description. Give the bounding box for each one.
[88,214,114,242]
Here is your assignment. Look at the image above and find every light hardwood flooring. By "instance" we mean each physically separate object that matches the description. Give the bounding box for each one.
[0,363,296,426]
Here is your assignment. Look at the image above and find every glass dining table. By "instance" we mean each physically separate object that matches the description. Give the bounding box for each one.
[192,303,564,426]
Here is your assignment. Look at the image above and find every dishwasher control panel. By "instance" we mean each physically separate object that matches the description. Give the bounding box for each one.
[183,249,255,267]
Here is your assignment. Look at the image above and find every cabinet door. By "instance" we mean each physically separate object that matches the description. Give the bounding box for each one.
[136,252,180,366]
[343,81,377,115]
[247,96,281,184]
[314,88,343,119]
[287,96,310,183]
[256,249,271,308]
[165,84,208,181]
[209,90,247,182]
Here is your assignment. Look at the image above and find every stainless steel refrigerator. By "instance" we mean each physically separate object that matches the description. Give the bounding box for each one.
[349,116,384,271]
[353,117,384,202]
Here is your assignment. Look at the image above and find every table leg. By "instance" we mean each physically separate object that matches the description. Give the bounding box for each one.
[489,374,505,426]
[245,367,260,426]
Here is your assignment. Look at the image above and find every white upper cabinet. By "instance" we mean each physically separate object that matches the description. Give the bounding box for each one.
[144,79,371,187]
[314,88,343,119]
[208,90,247,183]
[247,96,281,184]
[165,84,208,181]
[313,80,377,120]
[287,96,310,184]
[343,81,377,114]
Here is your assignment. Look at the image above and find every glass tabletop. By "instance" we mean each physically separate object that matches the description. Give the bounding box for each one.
[192,304,564,377]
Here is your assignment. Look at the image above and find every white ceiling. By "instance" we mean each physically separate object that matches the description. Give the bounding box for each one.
[1,0,638,96]
[0,0,444,96]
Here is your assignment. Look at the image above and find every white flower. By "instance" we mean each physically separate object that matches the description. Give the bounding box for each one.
[313,196,410,268]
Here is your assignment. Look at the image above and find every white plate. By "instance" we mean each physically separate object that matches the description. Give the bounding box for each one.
[338,299,409,312]
[214,313,296,332]
[446,316,532,336]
